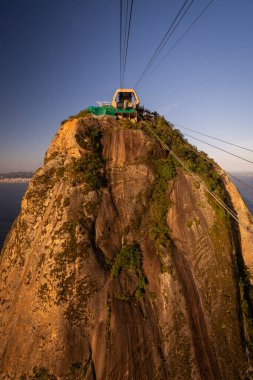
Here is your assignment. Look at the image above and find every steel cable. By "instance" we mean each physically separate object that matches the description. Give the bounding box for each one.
[146,0,215,82]
[138,117,253,233]
[173,134,253,192]
[134,0,194,88]
[183,132,253,165]
[120,0,123,87]
[174,123,253,153]
[122,0,134,86]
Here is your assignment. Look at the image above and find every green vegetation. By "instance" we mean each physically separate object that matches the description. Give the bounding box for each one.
[75,109,91,118]
[61,221,78,262]
[48,218,97,323]
[111,244,143,279]
[44,151,59,164]
[140,116,233,274]
[70,153,106,190]
[55,271,96,324]
[25,168,59,218]
[70,124,106,190]
[111,244,147,299]
[142,116,231,227]
[75,126,102,151]
[148,155,176,245]
[143,117,226,197]
[143,137,176,272]
[61,109,91,125]
[115,118,138,130]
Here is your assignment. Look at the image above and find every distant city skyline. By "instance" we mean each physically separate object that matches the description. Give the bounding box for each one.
[1,0,253,172]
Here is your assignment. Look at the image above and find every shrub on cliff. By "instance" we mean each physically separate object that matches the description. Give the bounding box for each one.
[71,153,106,190]
[111,244,147,299]
[70,121,106,190]
[111,245,140,277]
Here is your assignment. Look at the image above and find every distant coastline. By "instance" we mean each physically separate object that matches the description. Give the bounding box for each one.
[0,178,31,183]
[0,171,33,183]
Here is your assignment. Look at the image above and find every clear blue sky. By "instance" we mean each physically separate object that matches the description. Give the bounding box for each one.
[0,0,252,172]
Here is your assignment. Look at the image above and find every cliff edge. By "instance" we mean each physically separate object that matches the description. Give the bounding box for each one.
[0,115,253,380]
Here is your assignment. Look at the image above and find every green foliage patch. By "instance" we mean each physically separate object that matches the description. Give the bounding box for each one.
[111,244,147,299]
[111,244,142,278]
[143,116,230,223]
[149,155,176,245]
[61,109,91,125]
[70,153,106,190]
[25,168,59,218]
[143,117,223,193]
[141,116,232,273]
[75,127,102,151]
[70,123,106,190]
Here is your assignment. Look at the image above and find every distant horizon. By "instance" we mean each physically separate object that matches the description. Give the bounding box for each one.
[0,171,35,176]
[0,169,253,176]
[1,1,253,173]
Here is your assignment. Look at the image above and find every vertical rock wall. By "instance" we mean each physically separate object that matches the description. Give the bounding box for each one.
[0,116,251,379]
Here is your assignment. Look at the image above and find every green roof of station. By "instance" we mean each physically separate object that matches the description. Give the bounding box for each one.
[87,105,136,116]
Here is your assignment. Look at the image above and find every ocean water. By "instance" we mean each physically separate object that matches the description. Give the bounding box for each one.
[0,176,252,251]
[0,183,28,250]
[231,175,253,214]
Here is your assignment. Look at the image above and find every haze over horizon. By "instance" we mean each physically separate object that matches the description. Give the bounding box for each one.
[1,0,253,172]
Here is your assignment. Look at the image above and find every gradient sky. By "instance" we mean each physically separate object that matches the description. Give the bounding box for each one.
[0,0,253,172]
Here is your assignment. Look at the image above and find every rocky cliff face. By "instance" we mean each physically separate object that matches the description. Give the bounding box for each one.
[0,115,253,380]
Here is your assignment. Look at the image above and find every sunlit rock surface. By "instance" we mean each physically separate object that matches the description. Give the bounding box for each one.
[0,115,252,380]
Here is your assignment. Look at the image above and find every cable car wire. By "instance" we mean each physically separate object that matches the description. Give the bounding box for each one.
[145,121,247,227]
[124,0,129,62]
[146,0,215,81]
[120,0,123,87]
[121,0,129,87]
[176,136,253,192]
[140,119,253,233]
[122,0,134,87]
[117,1,252,230]
[134,0,195,88]
[138,115,251,230]
[183,132,253,165]
[173,124,253,153]
[134,0,192,88]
